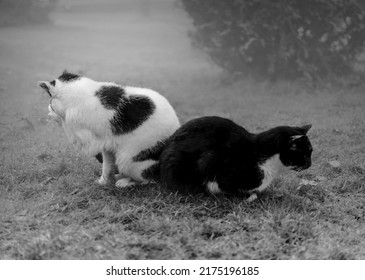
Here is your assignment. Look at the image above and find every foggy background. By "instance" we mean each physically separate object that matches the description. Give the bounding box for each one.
[1,0,365,261]
[0,0,364,127]
[0,0,217,126]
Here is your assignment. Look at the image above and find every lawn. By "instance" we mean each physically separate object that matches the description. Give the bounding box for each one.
[0,1,364,259]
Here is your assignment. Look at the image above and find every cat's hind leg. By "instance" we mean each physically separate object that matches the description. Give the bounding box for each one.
[115,177,135,188]
[115,160,157,188]
[97,150,116,185]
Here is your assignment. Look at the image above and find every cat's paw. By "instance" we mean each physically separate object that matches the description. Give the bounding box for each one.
[115,173,127,181]
[115,178,136,188]
[96,176,113,185]
[246,193,258,203]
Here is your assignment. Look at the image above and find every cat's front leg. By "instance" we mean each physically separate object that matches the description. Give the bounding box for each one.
[97,150,115,185]
[246,193,258,203]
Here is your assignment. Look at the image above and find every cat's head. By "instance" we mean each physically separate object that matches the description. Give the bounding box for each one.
[278,124,313,171]
[38,71,83,121]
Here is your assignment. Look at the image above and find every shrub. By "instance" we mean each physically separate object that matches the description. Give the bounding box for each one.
[0,0,57,27]
[182,0,365,83]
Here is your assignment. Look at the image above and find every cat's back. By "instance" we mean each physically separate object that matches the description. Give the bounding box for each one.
[124,86,176,111]
[160,116,254,168]
[159,116,254,193]
[168,116,250,147]
[123,86,179,126]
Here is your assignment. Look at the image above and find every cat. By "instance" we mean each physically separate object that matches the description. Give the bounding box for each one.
[158,116,312,201]
[38,71,180,187]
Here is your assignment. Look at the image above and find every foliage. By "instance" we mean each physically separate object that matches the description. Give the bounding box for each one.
[0,0,57,26]
[182,0,365,82]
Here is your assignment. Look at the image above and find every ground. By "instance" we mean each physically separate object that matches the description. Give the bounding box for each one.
[0,1,365,259]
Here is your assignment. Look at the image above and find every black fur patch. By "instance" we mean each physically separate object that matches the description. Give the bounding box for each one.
[133,140,168,162]
[141,162,160,181]
[95,153,103,163]
[50,80,56,86]
[95,85,125,109]
[95,85,156,135]
[58,71,80,82]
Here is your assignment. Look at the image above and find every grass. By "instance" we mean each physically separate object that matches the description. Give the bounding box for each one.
[0,1,365,259]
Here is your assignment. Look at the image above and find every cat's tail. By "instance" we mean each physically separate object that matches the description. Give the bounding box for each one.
[135,138,172,183]
[158,148,206,194]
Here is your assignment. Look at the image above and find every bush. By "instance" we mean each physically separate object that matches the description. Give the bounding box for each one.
[182,0,365,83]
[0,0,57,27]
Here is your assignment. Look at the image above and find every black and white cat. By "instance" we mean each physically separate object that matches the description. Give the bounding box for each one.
[38,71,180,187]
[159,116,312,201]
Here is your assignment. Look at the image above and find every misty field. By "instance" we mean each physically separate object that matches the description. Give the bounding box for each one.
[1,1,365,259]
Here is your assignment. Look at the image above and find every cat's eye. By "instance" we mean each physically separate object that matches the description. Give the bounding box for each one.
[50,80,56,86]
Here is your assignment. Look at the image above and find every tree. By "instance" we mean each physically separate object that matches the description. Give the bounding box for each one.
[182,0,365,83]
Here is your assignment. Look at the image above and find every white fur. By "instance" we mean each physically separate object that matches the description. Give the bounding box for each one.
[253,154,286,193]
[246,193,258,203]
[204,155,287,200]
[246,154,287,202]
[42,76,180,186]
[291,135,304,140]
[115,178,134,188]
[206,181,221,194]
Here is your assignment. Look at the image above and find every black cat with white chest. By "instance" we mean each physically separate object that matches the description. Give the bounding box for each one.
[159,116,312,201]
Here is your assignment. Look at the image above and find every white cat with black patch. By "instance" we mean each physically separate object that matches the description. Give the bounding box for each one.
[159,116,313,202]
[39,71,180,187]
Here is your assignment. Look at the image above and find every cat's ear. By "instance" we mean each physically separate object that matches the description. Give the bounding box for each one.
[289,134,306,150]
[298,124,312,135]
[289,139,298,151]
[38,81,52,97]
